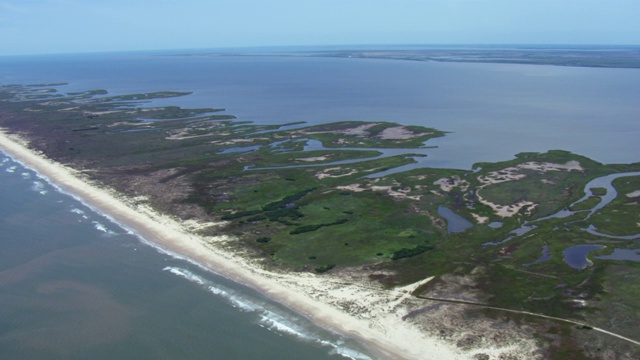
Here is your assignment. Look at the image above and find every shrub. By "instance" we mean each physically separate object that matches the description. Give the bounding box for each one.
[290,224,323,234]
[315,264,335,273]
[221,210,261,220]
[391,245,434,260]
[247,214,267,222]
[289,218,348,234]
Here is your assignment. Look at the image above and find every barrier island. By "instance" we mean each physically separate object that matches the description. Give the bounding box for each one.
[1,82,640,359]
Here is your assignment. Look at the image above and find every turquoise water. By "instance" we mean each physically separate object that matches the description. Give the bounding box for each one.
[0,154,372,359]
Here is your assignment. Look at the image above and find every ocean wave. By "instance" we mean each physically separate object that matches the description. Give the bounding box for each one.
[6,165,17,173]
[70,208,85,214]
[0,157,10,168]
[21,172,31,179]
[208,286,259,312]
[163,266,372,360]
[259,310,316,341]
[329,346,373,360]
[30,181,48,195]
[259,310,372,360]
[70,207,89,219]
[163,266,259,312]
[164,266,206,285]
[91,220,118,236]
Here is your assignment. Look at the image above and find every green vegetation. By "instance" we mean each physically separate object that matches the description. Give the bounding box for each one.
[390,245,434,260]
[2,83,640,358]
[588,176,640,236]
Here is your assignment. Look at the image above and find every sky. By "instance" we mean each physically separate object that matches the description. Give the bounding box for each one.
[1,0,639,56]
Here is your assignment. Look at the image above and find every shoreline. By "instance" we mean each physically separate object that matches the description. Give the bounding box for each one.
[0,129,466,359]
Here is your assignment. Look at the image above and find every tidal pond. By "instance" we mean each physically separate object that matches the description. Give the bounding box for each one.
[437,206,473,234]
[596,248,640,262]
[562,244,605,270]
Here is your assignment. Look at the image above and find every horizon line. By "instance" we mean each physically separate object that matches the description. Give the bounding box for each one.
[2,43,640,58]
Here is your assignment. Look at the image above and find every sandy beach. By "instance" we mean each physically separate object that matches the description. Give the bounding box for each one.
[0,129,476,359]
[1,127,552,359]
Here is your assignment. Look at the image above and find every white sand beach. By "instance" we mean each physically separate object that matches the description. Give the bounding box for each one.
[1,129,545,359]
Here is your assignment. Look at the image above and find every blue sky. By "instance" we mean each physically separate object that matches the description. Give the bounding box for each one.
[1,0,638,55]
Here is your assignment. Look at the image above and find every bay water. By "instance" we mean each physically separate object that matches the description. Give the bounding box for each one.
[1,50,639,168]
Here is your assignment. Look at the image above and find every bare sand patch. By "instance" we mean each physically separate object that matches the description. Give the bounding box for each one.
[471,213,489,224]
[482,198,537,218]
[84,110,122,116]
[626,190,640,198]
[519,160,584,172]
[298,123,380,138]
[295,155,330,162]
[434,176,469,192]
[315,167,359,180]
[337,180,422,201]
[475,161,582,218]
[378,126,429,140]
[335,123,379,136]
[211,137,268,145]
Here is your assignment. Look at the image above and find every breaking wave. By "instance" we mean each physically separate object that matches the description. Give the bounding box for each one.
[164,267,258,312]
[70,207,89,219]
[30,181,48,195]
[163,266,372,360]
[91,220,118,236]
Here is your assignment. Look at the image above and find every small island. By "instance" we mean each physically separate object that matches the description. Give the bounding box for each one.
[1,82,639,359]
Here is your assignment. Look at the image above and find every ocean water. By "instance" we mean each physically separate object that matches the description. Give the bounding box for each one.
[0,154,372,359]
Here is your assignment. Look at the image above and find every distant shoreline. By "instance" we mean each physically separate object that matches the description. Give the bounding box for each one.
[169,44,640,69]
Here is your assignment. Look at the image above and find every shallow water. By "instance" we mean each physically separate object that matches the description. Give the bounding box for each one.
[523,245,552,267]
[562,244,605,270]
[437,206,473,234]
[570,171,640,220]
[596,248,640,262]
